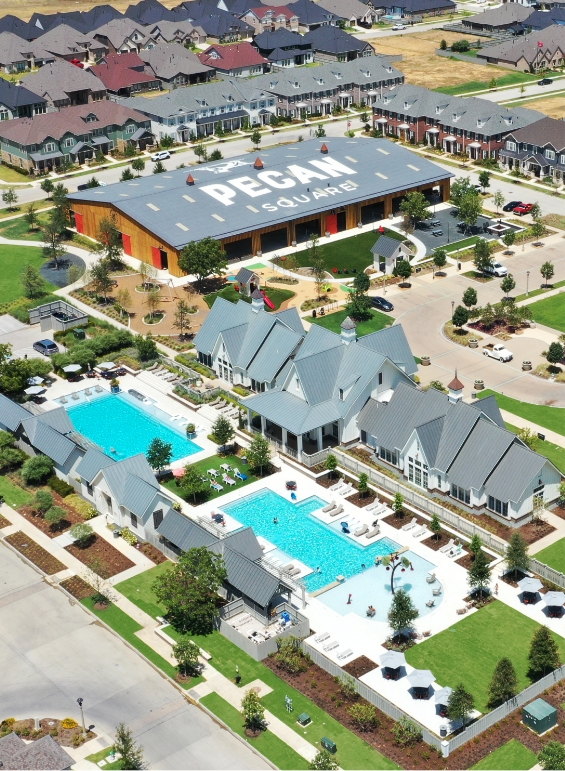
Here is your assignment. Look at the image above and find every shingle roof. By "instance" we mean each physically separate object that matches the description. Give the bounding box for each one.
[198,42,268,71]
[476,26,565,65]
[139,43,213,80]
[0,733,74,771]
[76,447,115,481]
[485,443,549,503]
[378,0,455,11]
[24,60,106,103]
[0,15,36,39]
[0,32,54,69]
[358,325,417,375]
[92,17,148,48]
[525,8,565,29]
[254,27,305,50]
[91,53,158,92]
[316,0,370,21]
[501,116,565,154]
[288,0,343,24]
[0,393,32,431]
[304,25,372,54]
[0,79,47,109]
[33,23,102,56]
[465,3,532,27]
[341,316,356,330]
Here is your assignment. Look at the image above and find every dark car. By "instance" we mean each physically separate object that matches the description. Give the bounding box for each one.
[538,78,553,85]
[371,296,394,312]
[503,200,522,212]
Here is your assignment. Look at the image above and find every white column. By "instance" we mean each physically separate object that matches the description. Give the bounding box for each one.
[260,415,266,435]
[246,408,252,430]
[316,426,323,452]
[297,433,303,461]
[282,428,288,453]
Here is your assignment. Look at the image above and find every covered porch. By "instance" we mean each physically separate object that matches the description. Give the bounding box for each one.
[248,411,339,460]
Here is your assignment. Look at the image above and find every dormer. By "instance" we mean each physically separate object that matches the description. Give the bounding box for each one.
[83,113,98,123]
[435,105,444,115]
[338,374,360,400]
[504,116,513,126]
[292,81,299,88]
[386,66,393,73]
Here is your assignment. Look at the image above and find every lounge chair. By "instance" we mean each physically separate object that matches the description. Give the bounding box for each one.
[329,480,344,493]
[95,385,103,392]
[426,599,435,608]
[369,503,386,516]
[210,480,223,492]
[337,649,353,661]
[85,388,92,396]
[401,517,418,532]
[432,586,442,596]
[314,632,330,643]
[322,500,336,513]
[60,396,67,403]
[207,468,219,477]
[366,525,380,539]
[329,504,344,517]
[71,392,79,400]
[214,399,227,410]
[439,539,455,554]
[289,567,301,576]
[207,396,220,406]
[146,362,159,371]
[354,524,368,537]
[234,469,247,481]
[283,563,295,571]
[456,608,467,615]
[412,526,427,538]
[339,482,353,497]
[222,474,236,486]
[422,630,432,638]
[364,499,381,512]
[426,573,436,584]
[323,640,339,652]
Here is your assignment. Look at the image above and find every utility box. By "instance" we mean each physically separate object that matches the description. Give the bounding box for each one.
[321,738,336,754]
[523,699,557,734]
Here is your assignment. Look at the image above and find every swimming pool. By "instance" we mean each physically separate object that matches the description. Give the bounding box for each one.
[221,488,400,592]
[64,390,203,461]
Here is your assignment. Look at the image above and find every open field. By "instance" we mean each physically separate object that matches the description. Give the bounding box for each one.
[470,739,537,770]
[0,244,57,303]
[437,70,538,96]
[525,293,565,333]
[505,95,565,119]
[295,229,404,274]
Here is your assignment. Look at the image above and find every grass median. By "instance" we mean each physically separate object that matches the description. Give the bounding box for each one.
[477,390,565,437]
[470,739,537,770]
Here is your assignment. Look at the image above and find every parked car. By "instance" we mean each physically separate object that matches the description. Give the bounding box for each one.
[538,78,553,86]
[503,200,522,212]
[33,339,59,356]
[371,296,394,312]
[483,343,513,362]
[391,24,406,29]
[484,261,508,277]
[151,151,170,161]
[513,203,533,215]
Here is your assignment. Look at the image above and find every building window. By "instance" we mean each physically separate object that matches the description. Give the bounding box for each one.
[153,509,163,529]
[379,447,397,466]
[63,137,74,147]
[44,142,56,153]
[487,496,508,516]
[408,457,428,488]
[451,484,470,505]
[378,372,383,385]
[130,512,138,528]
[506,140,516,151]
[86,481,93,495]
[546,149,555,160]
[198,352,212,367]
[125,124,135,133]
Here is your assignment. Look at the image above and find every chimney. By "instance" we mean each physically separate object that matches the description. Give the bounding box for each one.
[320,143,328,154]
[340,316,356,345]
[251,288,264,313]
[253,156,264,169]
[447,371,464,404]
[186,174,195,185]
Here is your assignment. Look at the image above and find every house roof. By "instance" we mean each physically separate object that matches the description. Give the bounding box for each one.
[370,234,404,258]
[501,116,565,154]
[525,8,565,30]
[476,26,565,65]
[158,509,217,549]
[20,415,77,465]
[100,453,163,517]
[470,394,504,427]
[465,3,532,27]
[358,324,417,376]
[254,27,305,50]
[247,5,297,19]
[247,322,303,383]
[0,101,148,145]
[23,60,107,103]
[288,0,343,24]
[93,18,149,48]
[210,526,263,561]
[304,25,372,54]
[0,733,74,770]
[184,7,253,37]
[76,446,115,481]
[485,443,549,503]
[316,0,370,21]
[222,547,282,607]
[34,406,74,434]
[0,392,33,430]
[33,23,103,56]
[0,79,47,109]
[447,418,517,491]
[0,32,54,68]
[198,42,268,71]
[91,53,158,91]
[236,266,257,283]
[447,373,464,391]
[139,43,214,80]
[148,19,206,41]
[0,15,36,39]
[377,0,455,11]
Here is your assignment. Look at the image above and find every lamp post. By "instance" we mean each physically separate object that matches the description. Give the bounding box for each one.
[451,300,455,320]
[77,698,86,738]
[526,270,530,298]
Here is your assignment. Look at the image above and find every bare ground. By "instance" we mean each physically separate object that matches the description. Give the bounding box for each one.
[508,96,565,119]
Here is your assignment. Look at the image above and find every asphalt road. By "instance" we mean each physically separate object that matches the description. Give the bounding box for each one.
[478,78,565,104]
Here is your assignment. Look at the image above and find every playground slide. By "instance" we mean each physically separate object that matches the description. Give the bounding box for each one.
[261,291,275,310]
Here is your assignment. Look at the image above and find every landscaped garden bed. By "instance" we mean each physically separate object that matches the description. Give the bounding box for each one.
[2,717,96,748]
[382,512,427,531]
[342,655,379,679]
[455,551,496,571]
[18,490,84,538]
[60,575,95,600]
[204,284,295,312]
[65,533,135,577]
[421,531,454,551]
[138,541,168,564]
[0,513,11,528]
[5,531,66,574]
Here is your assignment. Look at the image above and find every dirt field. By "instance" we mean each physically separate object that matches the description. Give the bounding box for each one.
[367,30,509,90]
[507,95,565,119]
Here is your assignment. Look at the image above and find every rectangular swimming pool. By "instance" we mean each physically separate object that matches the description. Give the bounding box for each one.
[221,488,399,592]
[64,390,203,462]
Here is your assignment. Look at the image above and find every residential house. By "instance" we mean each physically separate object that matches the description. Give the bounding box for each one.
[476,27,565,70]
[125,0,189,25]
[0,733,74,770]
[462,4,532,31]
[119,78,275,138]
[23,60,107,109]
[91,52,161,96]
[372,84,543,160]
[377,0,456,18]
[286,0,344,31]
[371,234,412,274]
[0,15,37,40]
[525,8,565,30]
[138,43,215,85]
[198,42,269,76]
[0,101,153,173]
[316,0,378,27]
[252,57,402,117]
[252,28,314,66]
[146,19,207,46]
[357,380,562,523]
[181,3,254,42]
[33,23,107,62]
[0,79,47,120]
[239,5,299,34]
[305,25,375,62]
[499,115,565,183]
[93,18,157,54]
[0,31,55,74]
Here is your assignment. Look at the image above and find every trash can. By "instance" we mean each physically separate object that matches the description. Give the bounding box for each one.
[440,725,448,738]
[321,738,336,754]
[113,529,121,538]
[312,309,317,318]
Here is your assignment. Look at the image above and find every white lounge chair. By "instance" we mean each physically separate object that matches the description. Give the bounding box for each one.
[412,526,427,538]
[354,524,368,537]
[433,586,442,596]
[60,396,67,403]
[401,517,418,532]
[329,504,344,517]
[222,474,236,486]
[323,640,339,652]
[71,392,79,400]
[426,599,435,608]
[364,500,381,512]
[289,566,301,576]
[315,632,330,643]
[366,525,380,539]
[94,385,103,392]
[208,396,221,407]
[439,539,455,554]
[322,500,336,513]
[426,572,436,584]
[329,480,345,493]
[339,482,353,497]
[337,648,353,661]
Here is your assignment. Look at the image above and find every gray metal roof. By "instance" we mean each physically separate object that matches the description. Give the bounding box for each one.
[102,453,162,516]
[194,297,253,354]
[122,474,160,517]
[68,137,452,250]
[433,402,481,472]
[0,393,32,431]
[447,419,516,491]
[157,509,217,549]
[485,443,549,503]
[222,548,281,608]
[76,447,115,482]
[358,325,417,375]
[470,394,504,428]
[235,266,255,284]
[247,323,303,383]
[294,323,342,360]
[20,417,77,465]
[36,406,74,435]
[415,416,444,467]
[220,323,248,364]
[211,526,263,562]
[370,234,404,259]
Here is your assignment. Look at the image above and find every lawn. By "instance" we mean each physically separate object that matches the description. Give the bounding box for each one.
[405,602,565,714]
[200,693,309,770]
[204,284,295,311]
[0,214,50,242]
[85,747,123,770]
[161,454,258,504]
[525,293,565,334]
[534,538,565,574]
[0,244,57,303]
[115,566,398,770]
[0,165,32,183]
[444,236,480,253]
[514,278,565,303]
[505,422,565,474]
[294,230,405,275]
[477,390,565,438]
[310,308,393,336]
[436,71,537,96]
[0,475,33,507]
[470,739,537,770]
[462,270,494,282]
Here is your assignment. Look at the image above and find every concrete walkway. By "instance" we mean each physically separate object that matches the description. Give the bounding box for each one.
[498,408,565,449]
[529,512,565,555]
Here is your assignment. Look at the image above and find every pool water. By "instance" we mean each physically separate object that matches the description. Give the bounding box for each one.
[65,391,203,461]
[221,488,400,592]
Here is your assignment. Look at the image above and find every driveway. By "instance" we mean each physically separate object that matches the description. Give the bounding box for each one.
[0,543,270,771]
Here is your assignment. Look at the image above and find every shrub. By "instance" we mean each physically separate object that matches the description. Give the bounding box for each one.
[70,522,94,546]
[44,506,67,527]
[60,718,78,730]
[274,635,309,674]
[451,39,470,52]
[47,475,75,497]
[347,703,379,732]
[21,455,54,485]
[392,716,422,746]
[232,385,250,397]
[120,527,138,546]
[34,490,54,515]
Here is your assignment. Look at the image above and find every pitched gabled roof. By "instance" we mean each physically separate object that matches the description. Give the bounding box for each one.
[139,43,213,80]
[447,418,517,491]
[465,3,532,27]
[358,325,417,375]
[76,446,115,481]
[35,406,74,434]
[485,443,550,503]
[91,53,158,92]
[304,24,371,54]
[476,26,565,65]
[93,17,148,47]
[0,733,74,771]
[254,27,304,50]
[198,42,268,71]
[471,394,504,428]
[101,453,162,516]
[433,401,481,471]
[33,23,102,56]
[247,323,303,383]
[158,509,217,549]
[415,416,444,467]
[370,234,405,259]
[0,79,47,109]
[0,32,54,69]
[0,392,32,431]
[500,116,565,154]
[20,417,77,465]
[194,297,254,355]
[24,60,106,103]
[316,0,370,21]
[210,526,263,561]
[288,0,343,24]
[222,547,281,607]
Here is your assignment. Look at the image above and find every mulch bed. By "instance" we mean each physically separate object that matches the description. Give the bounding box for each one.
[343,656,379,679]
[421,532,453,552]
[316,472,348,490]
[316,472,377,508]
[7,718,95,748]
[5,531,66,575]
[455,552,496,570]
[382,512,427,531]
[348,491,377,508]
[65,534,135,577]
[18,491,84,539]
[519,519,556,544]
[60,575,94,600]
[552,505,565,521]
[0,514,11,528]
[138,541,168,564]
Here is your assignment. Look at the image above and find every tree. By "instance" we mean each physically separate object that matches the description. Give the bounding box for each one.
[34,490,54,515]
[92,214,124,269]
[326,454,337,479]
[308,233,326,300]
[530,202,542,222]
[469,534,482,558]
[173,299,192,337]
[488,77,497,89]
[214,120,225,138]
[24,201,40,231]
[145,285,160,321]
[473,238,493,277]
[432,247,447,276]
[70,522,94,546]
[529,626,561,678]
[146,437,173,472]
[315,124,326,138]
[89,259,114,303]
[120,167,135,182]
[487,657,518,707]
[0,445,23,470]
[247,433,272,476]
[172,637,201,676]
[41,210,67,269]
[538,742,565,771]
[447,684,474,726]
[517,427,536,449]
[115,287,132,319]
[152,546,227,634]
[399,191,431,229]
[393,259,412,286]
[44,506,67,528]
[531,221,545,241]
[21,263,46,299]
[347,703,378,732]
[430,512,441,540]
[540,261,554,287]
[250,129,261,149]
[493,190,505,214]
[462,286,477,309]
[21,454,53,484]
[131,158,145,177]
[113,723,145,771]
[180,463,208,503]
[241,689,265,733]
[346,268,372,321]
[393,492,404,517]
[450,177,477,208]
[452,304,469,331]
[193,143,208,163]
[547,342,564,371]
[505,531,529,579]
[135,335,158,361]
[2,187,18,211]
[429,380,446,392]
[467,548,491,597]
[308,750,339,770]
[40,178,54,199]
[459,192,482,231]
[387,588,419,638]
[440,38,447,49]
[209,149,223,161]
[269,114,279,129]
[160,134,174,149]
[502,230,516,253]
[478,170,491,192]
[358,472,369,498]
[52,182,71,223]
[178,237,227,291]
[211,414,235,452]
[500,273,516,298]
[153,159,166,174]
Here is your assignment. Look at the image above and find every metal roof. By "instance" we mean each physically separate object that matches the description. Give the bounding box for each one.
[470,394,504,428]
[76,447,115,482]
[0,393,32,431]
[415,416,444,468]
[524,698,557,719]
[235,266,256,284]
[122,475,160,517]
[485,443,550,504]
[68,137,453,250]
[247,323,303,384]
[36,406,74,435]
[220,323,249,364]
[210,526,263,562]
[194,297,253,355]
[157,509,217,549]
[370,234,405,258]
[447,419,517,491]
[222,548,281,608]
[434,403,481,472]
[358,325,417,375]
[20,417,77,465]
[101,453,162,516]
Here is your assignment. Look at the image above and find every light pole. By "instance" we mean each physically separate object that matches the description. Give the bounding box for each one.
[526,270,530,297]
[77,698,86,737]
[451,300,455,320]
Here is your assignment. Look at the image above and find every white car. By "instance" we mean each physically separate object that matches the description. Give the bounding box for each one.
[392,23,406,29]
[151,151,170,162]
[483,343,513,362]
[484,261,508,277]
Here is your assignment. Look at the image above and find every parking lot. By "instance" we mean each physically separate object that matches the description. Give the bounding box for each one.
[414,206,523,255]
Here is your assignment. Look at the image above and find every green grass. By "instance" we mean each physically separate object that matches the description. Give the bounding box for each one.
[204,285,295,311]
[477,390,565,437]
[505,422,565,474]
[0,475,34,507]
[200,692,309,770]
[85,747,123,769]
[524,293,565,333]
[0,244,57,303]
[0,165,32,183]
[405,602,565,714]
[444,236,480,253]
[534,538,565,574]
[114,566,398,770]
[0,214,50,242]
[462,270,494,282]
[470,739,537,770]
[310,308,393,336]
[514,279,565,303]
[81,597,204,689]
[294,230,405,275]
[161,454,257,503]
[436,71,538,96]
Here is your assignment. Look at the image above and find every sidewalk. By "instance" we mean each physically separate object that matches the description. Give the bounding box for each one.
[498,408,565,449]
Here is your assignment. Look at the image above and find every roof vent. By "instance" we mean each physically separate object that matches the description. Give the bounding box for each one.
[320,143,328,154]
[253,157,264,169]
[186,174,195,185]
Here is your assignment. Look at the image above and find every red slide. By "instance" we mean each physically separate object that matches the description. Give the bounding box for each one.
[261,291,275,309]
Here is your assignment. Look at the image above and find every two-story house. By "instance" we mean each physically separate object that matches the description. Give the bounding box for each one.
[499,115,565,183]
[198,42,269,77]
[23,60,107,110]
[0,79,47,121]
[476,26,565,70]
[93,18,155,54]
[138,43,215,86]
[92,52,161,96]
[0,31,55,73]
[33,23,107,62]
[239,5,299,34]
[253,28,314,66]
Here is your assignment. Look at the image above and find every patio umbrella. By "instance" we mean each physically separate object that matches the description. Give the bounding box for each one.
[380,651,406,670]
[27,376,44,386]
[544,591,565,607]
[518,577,543,594]
[434,686,453,705]
[98,362,116,370]
[24,385,45,395]
[63,363,82,373]
[172,467,185,478]
[407,669,435,689]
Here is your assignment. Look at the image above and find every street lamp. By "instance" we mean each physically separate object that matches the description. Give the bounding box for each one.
[526,270,530,297]
[451,300,455,320]
[77,698,86,737]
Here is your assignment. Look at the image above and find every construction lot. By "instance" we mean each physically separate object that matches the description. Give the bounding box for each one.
[506,95,565,119]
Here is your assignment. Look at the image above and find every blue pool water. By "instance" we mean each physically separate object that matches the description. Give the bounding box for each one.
[221,488,400,591]
[65,392,203,461]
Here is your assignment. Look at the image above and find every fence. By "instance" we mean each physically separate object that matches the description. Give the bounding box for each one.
[530,558,565,591]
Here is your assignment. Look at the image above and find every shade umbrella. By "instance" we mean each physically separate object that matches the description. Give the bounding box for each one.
[98,362,116,370]
[407,669,435,689]
[24,385,45,395]
[28,376,44,386]
[518,577,543,594]
[544,591,565,607]
[435,686,453,705]
[63,363,82,373]
[380,651,406,670]
[172,467,185,478]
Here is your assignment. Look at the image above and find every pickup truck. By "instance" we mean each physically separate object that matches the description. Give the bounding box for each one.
[483,343,513,362]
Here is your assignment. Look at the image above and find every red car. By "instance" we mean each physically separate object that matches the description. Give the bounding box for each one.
[513,203,533,215]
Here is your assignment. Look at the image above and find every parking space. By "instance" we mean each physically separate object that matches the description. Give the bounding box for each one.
[414,206,521,255]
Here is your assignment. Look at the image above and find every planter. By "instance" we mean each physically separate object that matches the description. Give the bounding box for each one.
[522,361,532,371]
[111,385,120,394]
[468,339,479,349]
[421,356,431,366]
[113,529,121,538]
[474,379,485,390]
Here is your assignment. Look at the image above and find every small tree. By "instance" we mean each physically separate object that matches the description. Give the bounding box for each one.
[241,689,265,733]
[21,454,54,484]
[531,221,545,241]
[469,534,482,558]
[388,588,419,638]
[358,472,369,498]
[546,342,564,372]
[41,210,67,269]
[529,626,561,678]
[447,684,474,726]
[214,120,225,138]
[180,463,209,503]
[24,201,40,231]
[538,742,565,771]
[70,522,94,546]
[505,531,529,579]
[193,143,208,164]
[21,264,46,299]
[517,427,536,449]
[462,286,478,310]
[432,247,447,276]
[478,170,490,192]
[173,299,192,338]
[473,238,493,277]
[178,237,227,291]
[315,124,326,138]
[309,750,339,770]
[347,703,378,732]
[153,160,166,174]
[211,415,235,452]
[120,167,135,182]
[392,716,422,747]
[308,233,326,300]
[487,657,518,707]
[467,548,491,597]
[44,505,67,529]
[440,38,447,49]
[430,512,441,540]
[493,191,505,214]
[488,77,497,89]
[2,187,18,211]
[247,433,271,476]
[250,129,261,149]
[399,190,431,229]
[326,453,338,480]
[40,178,54,199]
[502,230,516,253]
[459,192,482,231]
[172,638,201,677]
[501,273,516,298]
[146,437,173,472]
[89,259,114,303]
[34,490,54,515]
[393,492,404,518]
[131,158,145,177]
[393,259,412,286]
[115,287,133,319]
[452,304,469,331]
[540,261,554,287]
[269,114,279,129]
[160,134,174,149]
[145,285,161,321]
[135,335,158,361]
[113,723,145,771]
